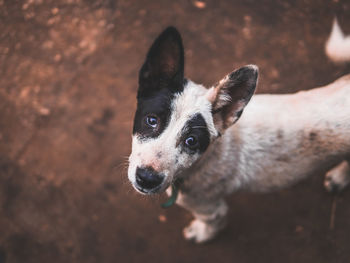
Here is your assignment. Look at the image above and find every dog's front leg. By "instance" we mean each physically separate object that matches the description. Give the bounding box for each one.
[178,196,228,243]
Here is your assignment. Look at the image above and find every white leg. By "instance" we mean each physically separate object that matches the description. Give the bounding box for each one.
[324,160,350,193]
[181,199,228,243]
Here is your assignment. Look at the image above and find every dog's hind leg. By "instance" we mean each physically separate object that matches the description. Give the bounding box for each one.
[180,198,228,243]
[324,160,350,193]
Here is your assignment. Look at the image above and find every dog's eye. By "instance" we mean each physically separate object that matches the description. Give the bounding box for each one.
[185,136,198,148]
[145,115,158,128]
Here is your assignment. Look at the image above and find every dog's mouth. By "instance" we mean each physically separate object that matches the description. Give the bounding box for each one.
[133,181,170,195]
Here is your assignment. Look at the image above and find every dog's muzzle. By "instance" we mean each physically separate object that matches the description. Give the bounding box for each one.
[135,167,164,193]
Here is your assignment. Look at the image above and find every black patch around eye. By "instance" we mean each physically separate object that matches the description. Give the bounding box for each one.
[133,78,188,139]
[178,113,210,154]
[133,79,188,139]
[133,88,174,139]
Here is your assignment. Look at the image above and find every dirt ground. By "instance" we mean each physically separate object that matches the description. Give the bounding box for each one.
[1,0,350,262]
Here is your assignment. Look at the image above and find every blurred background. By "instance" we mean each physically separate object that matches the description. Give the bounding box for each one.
[0,0,350,262]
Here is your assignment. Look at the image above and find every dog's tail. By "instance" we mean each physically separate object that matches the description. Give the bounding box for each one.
[325,18,350,63]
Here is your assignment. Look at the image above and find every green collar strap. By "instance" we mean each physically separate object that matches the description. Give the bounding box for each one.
[161,178,183,208]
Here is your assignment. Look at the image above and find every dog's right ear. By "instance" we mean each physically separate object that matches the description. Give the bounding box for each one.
[138,27,184,98]
[207,65,258,132]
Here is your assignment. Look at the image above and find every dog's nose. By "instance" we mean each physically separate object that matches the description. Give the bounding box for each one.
[135,167,164,190]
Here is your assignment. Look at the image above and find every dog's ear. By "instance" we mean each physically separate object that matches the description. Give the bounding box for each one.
[138,27,184,98]
[207,65,258,131]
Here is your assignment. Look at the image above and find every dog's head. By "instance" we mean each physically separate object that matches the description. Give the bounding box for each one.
[128,27,258,194]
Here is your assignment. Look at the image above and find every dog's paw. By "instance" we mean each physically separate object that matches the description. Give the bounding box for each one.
[183,219,217,243]
[324,161,350,194]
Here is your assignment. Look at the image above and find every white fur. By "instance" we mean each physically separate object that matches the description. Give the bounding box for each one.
[220,74,350,192]
[325,18,350,63]
[324,160,350,192]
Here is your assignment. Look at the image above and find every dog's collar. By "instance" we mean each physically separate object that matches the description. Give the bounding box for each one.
[161,178,184,208]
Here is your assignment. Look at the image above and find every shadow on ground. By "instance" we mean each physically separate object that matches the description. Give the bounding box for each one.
[0,0,350,262]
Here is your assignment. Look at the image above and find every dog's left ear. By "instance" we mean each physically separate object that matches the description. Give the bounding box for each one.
[138,27,184,98]
[207,65,258,131]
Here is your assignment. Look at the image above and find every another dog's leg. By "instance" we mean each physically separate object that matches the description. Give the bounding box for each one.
[324,160,350,193]
[181,198,228,243]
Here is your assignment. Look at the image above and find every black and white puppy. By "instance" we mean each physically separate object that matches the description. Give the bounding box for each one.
[128,21,350,243]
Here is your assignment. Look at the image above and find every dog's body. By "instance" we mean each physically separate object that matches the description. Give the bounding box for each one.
[128,19,350,243]
[170,74,350,242]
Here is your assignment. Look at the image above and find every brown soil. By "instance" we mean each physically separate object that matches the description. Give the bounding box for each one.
[1,0,350,262]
